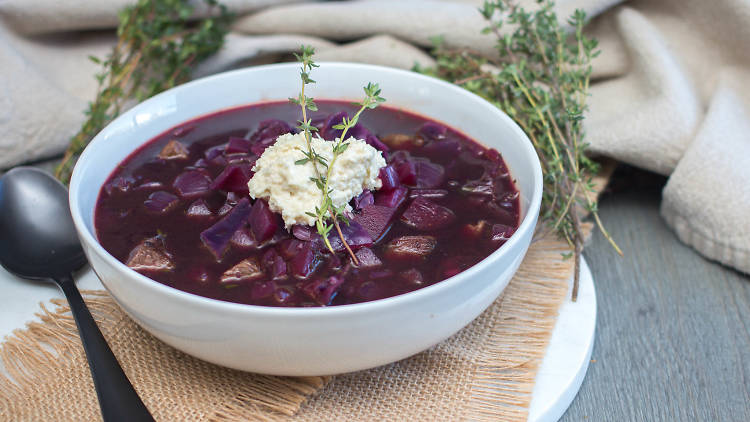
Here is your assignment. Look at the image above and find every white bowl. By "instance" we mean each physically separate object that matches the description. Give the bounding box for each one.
[69,62,542,376]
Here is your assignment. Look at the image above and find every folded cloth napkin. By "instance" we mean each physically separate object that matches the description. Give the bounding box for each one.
[1,0,748,273]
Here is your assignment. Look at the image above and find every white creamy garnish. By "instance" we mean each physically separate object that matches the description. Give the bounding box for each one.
[248,132,386,228]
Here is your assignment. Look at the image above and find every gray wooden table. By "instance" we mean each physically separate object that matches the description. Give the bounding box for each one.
[563,167,750,421]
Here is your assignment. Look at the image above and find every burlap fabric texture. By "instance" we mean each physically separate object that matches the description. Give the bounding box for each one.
[0,235,573,422]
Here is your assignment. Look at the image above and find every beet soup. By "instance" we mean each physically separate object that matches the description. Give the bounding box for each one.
[94,101,520,307]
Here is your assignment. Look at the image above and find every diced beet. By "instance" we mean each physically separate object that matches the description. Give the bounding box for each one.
[210,164,251,196]
[327,220,373,252]
[320,111,348,141]
[230,227,258,249]
[378,165,400,191]
[250,119,291,144]
[383,236,437,262]
[173,170,212,198]
[490,224,516,245]
[227,153,257,167]
[399,268,424,286]
[418,121,447,141]
[302,275,345,305]
[395,160,417,185]
[200,198,252,260]
[461,220,489,240]
[158,139,189,160]
[186,198,213,218]
[270,255,288,280]
[278,238,304,259]
[225,137,250,155]
[353,205,397,241]
[292,224,314,241]
[400,197,456,231]
[249,199,279,242]
[251,281,276,300]
[290,242,321,279]
[143,191,179,214]
[353,190,375,210]
[354,247,382,269]
[408,189,448,200]
[220,257,264,284]
[374,186,408,209]
[104,176,134,196]
[381,134,424,150]
[126,237,174,272]
[414,159,445,189]
[326,254,343,271]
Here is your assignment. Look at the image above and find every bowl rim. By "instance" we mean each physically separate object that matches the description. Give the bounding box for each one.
[69,61,543,317]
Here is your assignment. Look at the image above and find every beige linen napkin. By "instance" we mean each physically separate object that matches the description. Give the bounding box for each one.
[1,0,748,272]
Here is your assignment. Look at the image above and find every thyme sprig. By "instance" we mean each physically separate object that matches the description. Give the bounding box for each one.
[54,0,231,184]
[418,0,622,300]
[290,46,385,263]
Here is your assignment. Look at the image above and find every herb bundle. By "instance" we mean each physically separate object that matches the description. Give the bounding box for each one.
[417,0,621,300]
[290,46,386,263]
[54,0,231,184]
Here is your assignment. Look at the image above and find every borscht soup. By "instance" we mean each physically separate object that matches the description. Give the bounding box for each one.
[94,100,520,307]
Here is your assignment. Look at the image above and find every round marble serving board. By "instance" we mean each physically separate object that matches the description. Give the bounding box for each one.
[0,258,596,421]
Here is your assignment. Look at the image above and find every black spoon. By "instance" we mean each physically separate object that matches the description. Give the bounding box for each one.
[0,167,154,422]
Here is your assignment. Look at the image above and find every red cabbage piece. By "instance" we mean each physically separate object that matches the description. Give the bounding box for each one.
[278,238,304,259]
[408,189,448,200]
[418,121,447,141]
[251,280,276,300]
[490,224,516,246]
[353,190,375,210]
[225,137,250,155]
[104,176,134,196]
[173,170,212,198]
[292,224,314,241]
[302,275,345,305]
[399,268,424,286]
[249,199,279,242]
[400,197,456,231]
[290,242,321,279]
[422,139,462,161]
[326,220,373,252]
[250,119,291,144]
[354,247,382,269]
[186,198,213,218]
[375,186,408,208]
[378,165,400,191]
[143,191,179,214]
[210,164,251,196]
[200,198,252,260]
[204,144,226,161]
[320,111,348,141]
[414,159,445,189]
[353,204,397,241]
[230,227,258,249]
[262,248,288,280]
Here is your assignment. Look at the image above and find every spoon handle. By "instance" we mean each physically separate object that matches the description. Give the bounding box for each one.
[55,274,154,422]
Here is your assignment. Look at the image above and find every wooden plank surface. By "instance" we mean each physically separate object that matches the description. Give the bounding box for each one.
[563,168,750,421]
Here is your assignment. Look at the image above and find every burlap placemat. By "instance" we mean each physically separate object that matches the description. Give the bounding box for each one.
[0,235,574,421]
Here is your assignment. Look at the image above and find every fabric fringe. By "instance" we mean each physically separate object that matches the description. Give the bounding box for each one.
[464,237,573,422]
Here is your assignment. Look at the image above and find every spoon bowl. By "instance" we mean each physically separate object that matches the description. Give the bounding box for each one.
[0,167,86,279]
[0,167,153,422]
